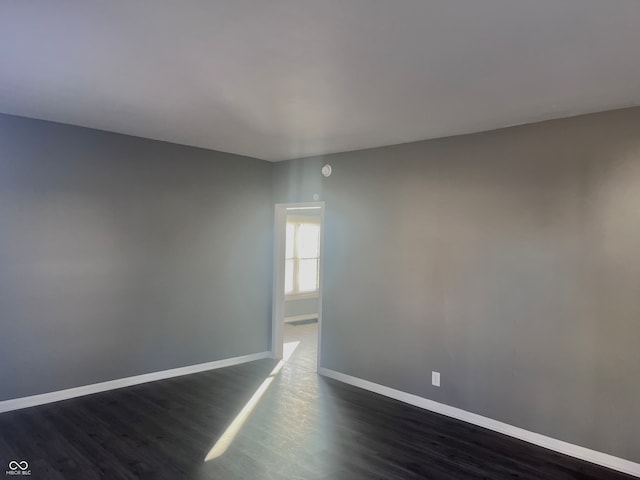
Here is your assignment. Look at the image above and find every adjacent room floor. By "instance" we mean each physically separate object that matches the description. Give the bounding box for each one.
[283,320,318,373]
[0,324,632,479]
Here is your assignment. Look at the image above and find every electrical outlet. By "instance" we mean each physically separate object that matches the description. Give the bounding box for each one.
[432,371,441,387]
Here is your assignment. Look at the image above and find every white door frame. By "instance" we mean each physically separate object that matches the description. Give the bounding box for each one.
[272,202,325,369]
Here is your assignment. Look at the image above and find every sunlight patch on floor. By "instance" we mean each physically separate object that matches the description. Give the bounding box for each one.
[204,341,300,461]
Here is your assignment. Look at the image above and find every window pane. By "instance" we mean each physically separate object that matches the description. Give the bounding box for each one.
[297,224,320,259]
[298,259,318,292]
[285,223,295,259]
[285,259,294,294]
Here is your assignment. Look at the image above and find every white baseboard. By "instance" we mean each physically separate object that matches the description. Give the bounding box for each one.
[284,314,318,323]
[318,367,640,478]
[0,351,271,414]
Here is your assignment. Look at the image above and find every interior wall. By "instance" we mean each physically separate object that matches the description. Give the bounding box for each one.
[272,107,640,463]
[284,296,318,320]
[0,113,274,401]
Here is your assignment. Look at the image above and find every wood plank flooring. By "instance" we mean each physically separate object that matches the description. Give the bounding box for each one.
[0,322,634,479]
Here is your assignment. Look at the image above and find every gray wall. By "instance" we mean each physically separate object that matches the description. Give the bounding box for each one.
[0,113,273,401]
[273,107,640,463]
[284,296,318,319]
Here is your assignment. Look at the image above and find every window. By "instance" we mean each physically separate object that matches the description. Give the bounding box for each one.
[285,217,320,295]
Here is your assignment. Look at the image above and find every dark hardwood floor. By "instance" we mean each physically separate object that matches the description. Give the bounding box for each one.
[0,323,633,479]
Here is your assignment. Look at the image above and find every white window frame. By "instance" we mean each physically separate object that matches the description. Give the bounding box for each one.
[285,215,321,297]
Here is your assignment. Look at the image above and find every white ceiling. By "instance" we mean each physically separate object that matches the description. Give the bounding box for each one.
[1,0,639,161]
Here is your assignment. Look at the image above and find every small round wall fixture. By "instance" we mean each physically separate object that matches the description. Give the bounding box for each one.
[321,164,332,177]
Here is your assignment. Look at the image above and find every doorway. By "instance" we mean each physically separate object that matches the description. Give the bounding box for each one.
[272,202,324,372]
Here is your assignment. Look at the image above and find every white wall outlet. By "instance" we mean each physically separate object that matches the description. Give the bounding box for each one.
[432,371,441,387]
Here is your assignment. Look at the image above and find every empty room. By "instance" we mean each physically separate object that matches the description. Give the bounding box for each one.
[1,1,639,479]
